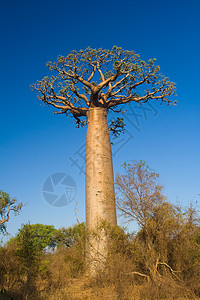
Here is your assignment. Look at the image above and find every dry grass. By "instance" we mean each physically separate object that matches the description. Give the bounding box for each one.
[1,271,199,300]
[38,276,198,300]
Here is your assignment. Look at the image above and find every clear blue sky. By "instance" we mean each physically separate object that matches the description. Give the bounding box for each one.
[0,0,199,239]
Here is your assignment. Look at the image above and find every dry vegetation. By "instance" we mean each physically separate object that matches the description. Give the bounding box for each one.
[1,221,200,300]
[1,161,200,299]
[0,218,200,300]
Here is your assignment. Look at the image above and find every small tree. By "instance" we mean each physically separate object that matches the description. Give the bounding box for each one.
[31,47,177,275]
[115,161,183,282]
[0,191,23,233]
[116,160,167,226]
[15,223,57,295]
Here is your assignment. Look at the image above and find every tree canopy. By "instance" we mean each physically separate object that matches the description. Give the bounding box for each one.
[16,223,57,251]
[31,46,177,128]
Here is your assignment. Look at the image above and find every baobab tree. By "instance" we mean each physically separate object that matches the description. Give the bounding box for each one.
[31,46,176,275]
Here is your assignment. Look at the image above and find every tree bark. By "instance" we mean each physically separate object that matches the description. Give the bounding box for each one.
[85,107,117,276]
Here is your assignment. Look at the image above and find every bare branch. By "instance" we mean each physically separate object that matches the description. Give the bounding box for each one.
[96,72,119,92]
[74,199,80,224]
[87,65,96,82]
[126,271,150,282]
[157,262,182,282]
[128,75,149,94]
[71,81,90,106]
[105,74,129,99]
[96,61,105,82]
[106,83,175,108]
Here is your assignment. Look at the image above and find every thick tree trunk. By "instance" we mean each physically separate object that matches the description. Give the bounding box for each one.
[85,107,117,276]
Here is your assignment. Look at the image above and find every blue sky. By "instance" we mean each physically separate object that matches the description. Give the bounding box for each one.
[0,0,199,239]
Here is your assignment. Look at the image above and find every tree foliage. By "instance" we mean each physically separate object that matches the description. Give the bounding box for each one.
[16,223,57,251]
[0,191,23,233]
[54,222,85,248]
[31,46,177,130]
[12,223,58,295]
